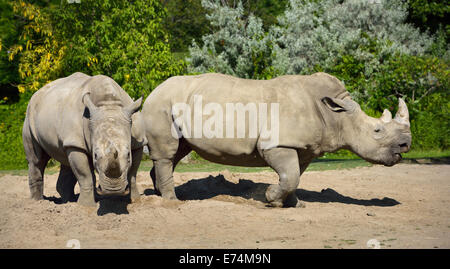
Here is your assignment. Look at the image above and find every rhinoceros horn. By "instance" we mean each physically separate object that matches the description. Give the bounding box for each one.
[394,98,410,127]
[104,141,118,160]
[123,96,143,119]
[380,109,392,123]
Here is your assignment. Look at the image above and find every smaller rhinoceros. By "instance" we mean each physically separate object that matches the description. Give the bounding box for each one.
[22,72,146,206]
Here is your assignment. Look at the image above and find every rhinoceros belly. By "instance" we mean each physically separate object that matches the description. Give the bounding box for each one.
[186,137,267,166]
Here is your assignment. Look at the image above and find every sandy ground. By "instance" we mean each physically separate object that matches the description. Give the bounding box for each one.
[0,163,449,249]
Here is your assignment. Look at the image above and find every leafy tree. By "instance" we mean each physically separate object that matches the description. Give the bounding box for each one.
[1,0,65,97]
[0,0,186,170]
[271,0,434,75]
[0,0,20,104]
[52,0,185,99]
[162,0,287,53]
[407,0,450,35]
[244,0,288,30]
[187,0,274,79]
[161,0,210,52]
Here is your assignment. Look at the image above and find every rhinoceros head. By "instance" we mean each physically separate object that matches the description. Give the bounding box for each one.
[322,97,411,166]
[83,92,142,196]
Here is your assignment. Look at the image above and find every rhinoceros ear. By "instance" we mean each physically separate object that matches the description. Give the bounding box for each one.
[123,96,143,119]
[321,97,356,113]
[82,92,98,115]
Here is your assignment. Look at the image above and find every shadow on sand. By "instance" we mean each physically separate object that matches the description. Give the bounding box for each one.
[44,194,130,216]
[44,174,400,214]
[144,174,400,207]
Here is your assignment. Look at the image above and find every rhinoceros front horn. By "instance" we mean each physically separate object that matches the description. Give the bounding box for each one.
[123,96,143,119]
[394,98,410,127]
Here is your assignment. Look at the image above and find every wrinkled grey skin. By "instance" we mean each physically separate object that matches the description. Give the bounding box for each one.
[142,72,411,207]
[22,72,146,207]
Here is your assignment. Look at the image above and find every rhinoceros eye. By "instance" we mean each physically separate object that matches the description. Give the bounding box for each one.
[374,128,381,133]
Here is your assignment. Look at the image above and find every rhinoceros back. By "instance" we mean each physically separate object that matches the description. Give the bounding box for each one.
[143,72,351,163]
[25,72,91,164]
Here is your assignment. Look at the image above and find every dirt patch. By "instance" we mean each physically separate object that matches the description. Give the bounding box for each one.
[0,164,449,248]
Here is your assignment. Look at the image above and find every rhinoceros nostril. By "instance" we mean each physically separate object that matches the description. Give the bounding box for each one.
[399,143,409,153]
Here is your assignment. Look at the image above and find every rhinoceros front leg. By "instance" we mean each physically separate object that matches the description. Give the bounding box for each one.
[128,147,143,202]
[153,158,177,200]
[66,147,97,207]
[283,159,311,208]
[262,147,302,208]
[56,165,77,203]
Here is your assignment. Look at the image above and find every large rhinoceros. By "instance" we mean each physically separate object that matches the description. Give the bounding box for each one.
[22,72,146,206]
[142,72,411,207]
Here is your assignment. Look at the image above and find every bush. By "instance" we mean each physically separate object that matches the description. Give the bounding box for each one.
[52,0,185,99]
[271,0,433,75]
[0,94,29,170]
[187,0,275,79]
[0,0,187,170]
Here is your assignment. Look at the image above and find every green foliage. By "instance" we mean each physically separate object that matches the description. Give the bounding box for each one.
[188,0,275,79]
[407,0,450,36]
[243,0,288,30]
[0,93,30,170]
[6,0,67,93]
[162,0,210,52]
[162,0,287,53]
[52,0,185,99]
[0,0,20,89]
[0,0,186,169]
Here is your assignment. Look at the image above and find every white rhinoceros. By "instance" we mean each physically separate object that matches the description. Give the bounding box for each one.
[142,72,411,207]
[22,72,146,206]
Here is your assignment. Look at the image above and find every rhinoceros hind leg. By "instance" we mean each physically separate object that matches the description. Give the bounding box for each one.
[56,165,77,203]
[66,147,97,207]
[27,156,50,200]
[129,147,143,203]
[23,127,50,200]
[262,147,301,208]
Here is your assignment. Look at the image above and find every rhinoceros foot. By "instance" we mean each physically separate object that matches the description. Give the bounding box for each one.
[266,185,306,208]
[265,184,284,207]
[29,182,44,200]
[77,190,97,207]
[130,184,141,203]
[284,192,306,208]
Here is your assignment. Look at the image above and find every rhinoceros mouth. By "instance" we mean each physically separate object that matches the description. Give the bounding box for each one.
[383,153,402,167]
[96,184,130,196]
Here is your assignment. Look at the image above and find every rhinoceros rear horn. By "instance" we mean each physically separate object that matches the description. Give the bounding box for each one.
[123,96,143,119]
[380,109,392,123]
[82,92,98,115]
[394,98,410,127]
